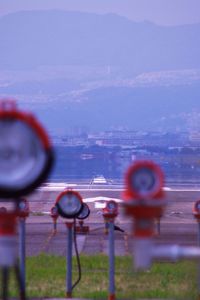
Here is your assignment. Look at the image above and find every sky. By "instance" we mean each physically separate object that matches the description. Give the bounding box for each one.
[0,0,200,26]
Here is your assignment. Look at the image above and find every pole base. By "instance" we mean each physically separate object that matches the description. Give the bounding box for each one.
[108,293,115,300]
[75,225,89,234]
[66,291,72,298]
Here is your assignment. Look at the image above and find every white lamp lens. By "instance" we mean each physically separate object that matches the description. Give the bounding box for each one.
[52,207,58,215]
[19,201,26,210]
[0,120,47,190]
[59,194,82,216]
[131,168,156,195]
[107,202,116,211]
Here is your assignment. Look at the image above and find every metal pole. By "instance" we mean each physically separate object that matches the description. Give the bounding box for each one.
[197,221,200,298]
[66,222,73,298]
[53,220,57,233]
[156,218,160,235]
[14,264,26,300]
[108,220,115,300]
[2,267,9,300]
[19,217,26,293]
[198,222,200,247]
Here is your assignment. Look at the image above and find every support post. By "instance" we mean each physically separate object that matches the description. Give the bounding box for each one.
[2,267,9,300]
[156,218,161,235]
[197,221,200,299]
[0,211,26,300]
[108,221,115,300]
[66,222,73,298]
[53,220,57,233]
[19,217,26,293]
[198,222,200,247]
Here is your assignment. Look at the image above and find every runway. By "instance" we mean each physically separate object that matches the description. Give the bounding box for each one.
[6,183,200,256]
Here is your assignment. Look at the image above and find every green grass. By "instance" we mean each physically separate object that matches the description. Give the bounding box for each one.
[4,254,199,299]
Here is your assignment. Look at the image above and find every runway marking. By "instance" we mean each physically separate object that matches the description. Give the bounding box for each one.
[37,187,124,192]
[124,233,129,254]
[100,235,105,253]
[40,230,57,253]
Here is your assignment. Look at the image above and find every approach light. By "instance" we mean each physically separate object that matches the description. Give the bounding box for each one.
[193,200,200,221]
[17,198,29,218]
[125,160,164,200]
[103,200,118,219]
[51,206,59,218]
[0,100,53,198]
[56,190,83,219]
[106,200,118,212]
[194,200,200,213]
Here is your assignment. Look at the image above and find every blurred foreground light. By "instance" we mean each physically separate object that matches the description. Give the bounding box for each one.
[125,160,164,200]
[0,99,54,198]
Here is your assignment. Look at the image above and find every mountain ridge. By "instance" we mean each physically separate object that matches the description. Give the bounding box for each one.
[0,10,199,71]
[0,10,200,132]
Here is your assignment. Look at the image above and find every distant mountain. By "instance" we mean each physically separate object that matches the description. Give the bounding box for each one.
[32,84,200,132]
[1,10,200,133]
[0,10,200,72]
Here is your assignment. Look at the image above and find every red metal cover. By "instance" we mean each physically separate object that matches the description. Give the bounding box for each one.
[56,189,83,205]
[102,200,118,218]
[0,99,54,198]
[0,212,17,235]
[193,200,200,219]
[0,99,51,150]
[51,206,59,219]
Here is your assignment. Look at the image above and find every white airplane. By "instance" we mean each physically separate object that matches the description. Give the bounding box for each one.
[83,196,123,209]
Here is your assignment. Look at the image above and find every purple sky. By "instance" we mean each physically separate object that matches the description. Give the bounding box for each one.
[0,0,200,26]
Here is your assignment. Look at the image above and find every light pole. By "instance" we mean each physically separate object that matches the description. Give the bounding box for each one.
[102,200,118,300]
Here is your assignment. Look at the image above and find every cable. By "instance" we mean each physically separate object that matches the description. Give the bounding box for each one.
[72,218,82,291]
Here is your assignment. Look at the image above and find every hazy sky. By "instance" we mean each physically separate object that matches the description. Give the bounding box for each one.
[1,0,200,26]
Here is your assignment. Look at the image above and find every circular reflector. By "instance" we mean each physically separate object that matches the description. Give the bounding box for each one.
[77,203,90,220]
[0,105,53,198]
[56,190,83,219]
[194,200,200,213]
[106,200,118,213]
[18,198,28,211]
[51,206,58,216]
[17,198,29,217]
[125,160,164,200]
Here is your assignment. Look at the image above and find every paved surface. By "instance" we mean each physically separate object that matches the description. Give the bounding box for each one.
[11,186,200,255]
[1,185,200,255]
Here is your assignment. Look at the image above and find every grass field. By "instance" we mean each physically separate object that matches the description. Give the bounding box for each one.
[5,254,199,299]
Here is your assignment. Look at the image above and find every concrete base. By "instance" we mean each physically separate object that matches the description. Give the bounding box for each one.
[75,225,90,234]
